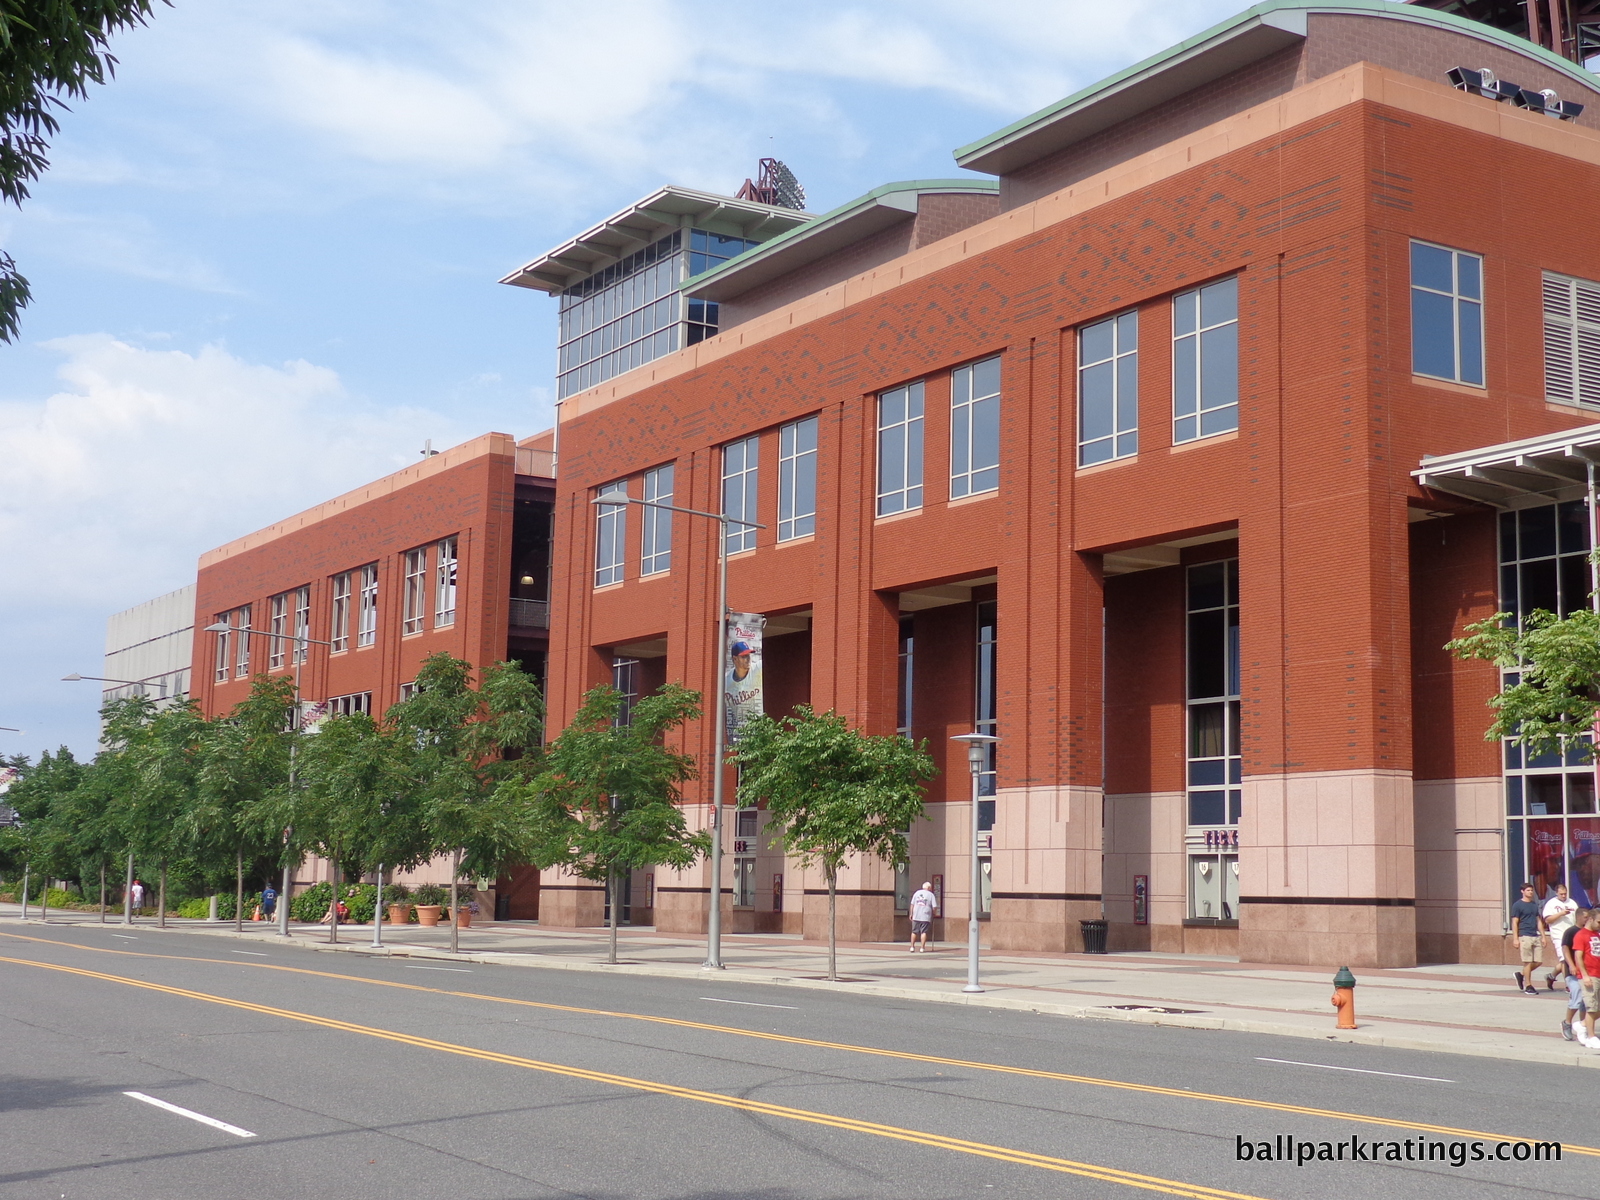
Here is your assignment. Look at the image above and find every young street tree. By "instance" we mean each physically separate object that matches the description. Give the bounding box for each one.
[526,683,708,965]
[389,653,546,953]
[1448,604,1600,759]
[1,0,167,341]
[734,706,936,981]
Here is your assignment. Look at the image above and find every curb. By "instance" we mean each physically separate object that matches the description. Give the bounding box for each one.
[26,917,1599,1070]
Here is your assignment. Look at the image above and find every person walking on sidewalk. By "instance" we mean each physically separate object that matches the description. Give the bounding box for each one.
[908,882,938,953]
[129,879,146,917]
[1574,909,1600,1049]
[260,885,277,922]
[1561,908,1590,1042]
[1512,883,1544,994]
[1544,883,1579,989]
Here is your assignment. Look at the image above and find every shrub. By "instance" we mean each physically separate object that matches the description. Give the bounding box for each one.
[43,887,78,909]
[176,897,211,919]
[412,883,448,907]
[290,882,333,923]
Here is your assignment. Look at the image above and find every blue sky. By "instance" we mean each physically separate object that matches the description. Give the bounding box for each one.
[0,0,1251,760]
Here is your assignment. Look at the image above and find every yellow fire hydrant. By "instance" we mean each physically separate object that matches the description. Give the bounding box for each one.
[1331,965,1358,1029]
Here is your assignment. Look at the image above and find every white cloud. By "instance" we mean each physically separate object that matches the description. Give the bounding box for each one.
[0,335,470,609]
[2,206,239,293]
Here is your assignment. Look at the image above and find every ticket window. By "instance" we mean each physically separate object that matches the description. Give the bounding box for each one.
[734,858,756,908]
[894,861,911,913]
[1188,854,1238,920]
[733,808,758,908]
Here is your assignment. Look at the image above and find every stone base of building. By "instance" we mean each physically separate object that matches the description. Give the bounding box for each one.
[653,888,733,935]
[802,891,895,943]
[989,898,1104,953]
[1238,900,1417,968]
[537,883,605,928]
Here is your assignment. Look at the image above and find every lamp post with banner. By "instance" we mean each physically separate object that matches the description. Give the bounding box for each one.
[204,621,335,938]
[950,732,999,993]
[591,491,764,970]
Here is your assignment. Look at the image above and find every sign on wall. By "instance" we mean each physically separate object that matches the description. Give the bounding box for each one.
[1133,874,1148,925]
[725,612,766,741]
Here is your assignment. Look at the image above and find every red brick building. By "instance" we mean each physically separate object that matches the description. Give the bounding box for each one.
[192,433,555,910]
[528,1,1600,966]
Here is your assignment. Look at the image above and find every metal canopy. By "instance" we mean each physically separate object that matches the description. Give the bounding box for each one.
[1413,422,1600,507]
[499,186,814,295]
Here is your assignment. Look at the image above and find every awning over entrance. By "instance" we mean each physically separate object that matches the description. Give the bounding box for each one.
[1413,424,1600,508]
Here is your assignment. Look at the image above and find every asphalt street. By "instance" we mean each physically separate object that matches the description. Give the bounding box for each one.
[1,923,1596,1200]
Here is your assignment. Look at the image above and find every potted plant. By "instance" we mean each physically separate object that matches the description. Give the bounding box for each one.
[413,883,447,927]
[383,883,413,926]
[452,896,480,928]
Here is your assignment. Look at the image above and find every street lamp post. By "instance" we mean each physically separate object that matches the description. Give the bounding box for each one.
[61,673,171,699]
[591,492,763,970]
[950,732,999,994]
[204,621,336,939]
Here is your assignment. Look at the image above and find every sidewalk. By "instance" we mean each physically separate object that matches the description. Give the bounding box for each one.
[6,905,1596,1070]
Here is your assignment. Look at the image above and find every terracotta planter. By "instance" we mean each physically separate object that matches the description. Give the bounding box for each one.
[415,905,442,927]
[452,908,473,928]
[386,903,412,926]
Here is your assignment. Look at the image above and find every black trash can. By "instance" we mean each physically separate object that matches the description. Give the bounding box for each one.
[1079,918,1109,954]
[494,893,511,922]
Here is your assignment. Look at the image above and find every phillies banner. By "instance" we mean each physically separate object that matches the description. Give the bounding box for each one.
[724,612,766,742]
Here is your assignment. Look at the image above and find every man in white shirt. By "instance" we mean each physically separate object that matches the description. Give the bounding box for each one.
[909,882,938,953]
[1544,883,1580,989]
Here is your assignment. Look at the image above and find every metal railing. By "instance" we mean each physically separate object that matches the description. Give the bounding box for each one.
[509,598,550,629]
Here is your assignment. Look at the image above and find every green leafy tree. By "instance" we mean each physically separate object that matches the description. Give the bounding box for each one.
[2,0,167,341]
[525,683,708,964]
[3,747,84,915]
[296,710,430,942]
[198,676,300,930]
[734,706,936,980]
[124,698,208,925]
[1448,605,1600,761]
[388,653,546,952]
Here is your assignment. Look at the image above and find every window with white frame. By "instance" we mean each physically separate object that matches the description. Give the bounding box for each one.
[327,692,372,717]
[1411,241,1483,385]
[1173,277,1238,443]
[1543,272,1600,407]
[1078,310,1138,465]
[734,807,758,907]
[268,593,288,670]
[595,480,627,587]
[234,605,252,679]
[877,381,924,515]
[897,615,914,739]
[357,564,378,647]
[434,536,458,627]
[641,464,673,576]
[722,436,759,553]
[778,415,818,541]
[399,681,419,701]
[950,356,1000,498]
[213,616,232,683]
[330,572,351,652]
[292,586,310,665]
[402,547,428,634]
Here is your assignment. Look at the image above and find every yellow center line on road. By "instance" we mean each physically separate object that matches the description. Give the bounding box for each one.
[1,930,1589,1158]
[0,954,1264,1200]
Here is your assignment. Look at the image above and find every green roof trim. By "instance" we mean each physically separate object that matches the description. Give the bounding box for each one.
[954,0,1599,171]
[679,178,998,296]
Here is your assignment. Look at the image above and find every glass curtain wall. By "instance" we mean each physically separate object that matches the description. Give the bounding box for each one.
[1186,560,1240,921]
[1500,501,1600,908]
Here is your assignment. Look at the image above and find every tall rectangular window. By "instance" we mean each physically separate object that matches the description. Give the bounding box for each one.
[234,605,252,679]
[595,480,627,587]
[778,415,818,541]
[402,548,428,634]
[434,536,458,627]
[1173,277,1238,443]
[641,465,673,576]
[292,586,310,665]
[1186,559,1240,828]
[357,564,378,648]
[975,600,998,826]
[950,356,1000,498]
[329,573,351,652]
[268,593,288,670]
[1411,241,1483,385]
[877,382,924,515]
[213,616,231,683]
[897,615,915,739]
[1542,272,1600,407]
[722,436,759,554]
[612,656,640,727]
[1078,310,1138,465]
